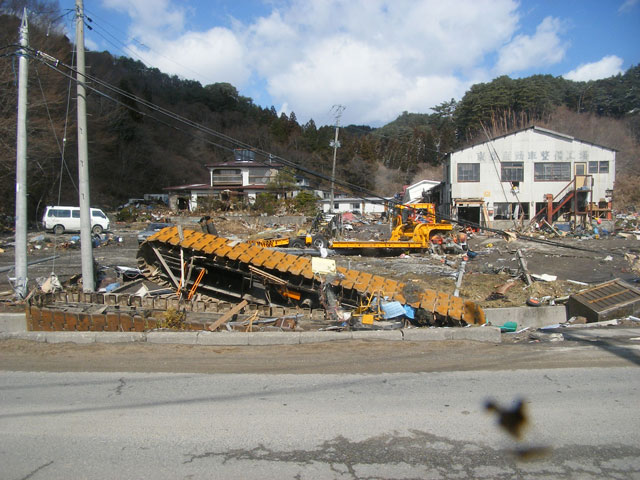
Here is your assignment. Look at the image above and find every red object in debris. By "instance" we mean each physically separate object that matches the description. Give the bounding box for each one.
[457,232,467,244]
[526,297,542,307]
[431,235,443,244]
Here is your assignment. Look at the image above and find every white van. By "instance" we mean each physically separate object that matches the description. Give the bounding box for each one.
[42,206,110,235]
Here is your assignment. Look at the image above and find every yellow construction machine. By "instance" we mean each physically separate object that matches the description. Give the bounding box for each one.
[330,202,455,252]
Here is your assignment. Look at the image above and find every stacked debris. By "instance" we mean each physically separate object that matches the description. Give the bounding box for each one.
[136,227,485,330]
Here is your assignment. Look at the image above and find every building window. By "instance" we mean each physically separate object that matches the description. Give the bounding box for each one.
[457,163,480,182]
[501,162,523,182]
[588,161,609,174]
[493,202,529,220]
[334,202,339,210]
[534,162,571,181]
[351,203,360,210]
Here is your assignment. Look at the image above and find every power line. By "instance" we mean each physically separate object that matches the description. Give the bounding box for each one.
[25,47,618,257]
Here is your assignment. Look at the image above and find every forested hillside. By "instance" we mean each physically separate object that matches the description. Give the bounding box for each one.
[1,2,638,221]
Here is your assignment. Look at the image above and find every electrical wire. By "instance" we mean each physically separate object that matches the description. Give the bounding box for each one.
[26,47,619,257]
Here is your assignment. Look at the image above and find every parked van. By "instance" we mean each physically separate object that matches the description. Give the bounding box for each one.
[42,206,110,235]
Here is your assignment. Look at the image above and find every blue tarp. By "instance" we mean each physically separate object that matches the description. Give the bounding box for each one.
[381,301,405,319]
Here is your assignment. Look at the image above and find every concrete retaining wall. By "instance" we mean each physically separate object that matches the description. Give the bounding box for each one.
[1,326,502,345]
[484,305,567,329]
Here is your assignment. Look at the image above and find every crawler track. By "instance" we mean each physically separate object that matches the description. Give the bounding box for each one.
[137,227,485,325]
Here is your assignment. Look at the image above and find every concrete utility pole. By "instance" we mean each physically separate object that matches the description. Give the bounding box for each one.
[329,105,345,214]
[13,9,29,299]
[75,0,94,291]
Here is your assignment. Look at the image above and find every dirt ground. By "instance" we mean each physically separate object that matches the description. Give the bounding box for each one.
[1,215,639,310]
[0,336,637,374]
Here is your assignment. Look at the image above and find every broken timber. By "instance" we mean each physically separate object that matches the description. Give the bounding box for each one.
[208,299,248,331]
[137,227,485,325]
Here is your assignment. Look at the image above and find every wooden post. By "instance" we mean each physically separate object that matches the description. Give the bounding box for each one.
[545,194,553,225]
[516,249,532,286]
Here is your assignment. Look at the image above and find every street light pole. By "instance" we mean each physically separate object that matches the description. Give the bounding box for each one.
[329,105,344,214]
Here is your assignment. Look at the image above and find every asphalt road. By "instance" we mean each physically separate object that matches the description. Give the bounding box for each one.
[2,367,639,479]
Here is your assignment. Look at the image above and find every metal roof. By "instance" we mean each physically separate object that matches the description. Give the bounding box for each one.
[448,125,618,155]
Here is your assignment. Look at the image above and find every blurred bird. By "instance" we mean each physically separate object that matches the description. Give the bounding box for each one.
[485,398,528,440]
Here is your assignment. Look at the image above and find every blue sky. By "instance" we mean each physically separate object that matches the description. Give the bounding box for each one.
[56,0,640,127]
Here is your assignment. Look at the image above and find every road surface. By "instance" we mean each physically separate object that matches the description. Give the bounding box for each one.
[1,366,639,479]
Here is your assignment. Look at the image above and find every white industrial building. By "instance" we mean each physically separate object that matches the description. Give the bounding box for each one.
[435,126,615,228]
[318,196,389,214]
[402,179,440,204]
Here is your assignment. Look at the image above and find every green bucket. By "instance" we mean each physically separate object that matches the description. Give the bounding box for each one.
[500,321,518,333]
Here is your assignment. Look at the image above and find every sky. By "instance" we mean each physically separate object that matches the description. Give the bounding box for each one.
[56,0,640,127]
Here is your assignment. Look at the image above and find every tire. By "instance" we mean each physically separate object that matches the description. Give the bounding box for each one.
[92,225,103,235]
[312,234,327,249]
[53,224,64,235]
[290,238,305,249]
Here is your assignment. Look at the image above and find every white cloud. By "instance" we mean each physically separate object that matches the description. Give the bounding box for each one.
[618,0,638,13]
[101,0,186,39]
[127,28,251,87]
[242,0,520,124]
[495,16,567,74]
[102,0,580,125]
[563,55,624,81]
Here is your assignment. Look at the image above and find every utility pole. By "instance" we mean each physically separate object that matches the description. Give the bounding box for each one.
[13,9,29,299]
[75,0,94,291]
[329,105,345,214]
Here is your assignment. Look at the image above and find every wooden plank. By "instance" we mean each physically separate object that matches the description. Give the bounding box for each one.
[151,247,180,289]
[207,300,248,331]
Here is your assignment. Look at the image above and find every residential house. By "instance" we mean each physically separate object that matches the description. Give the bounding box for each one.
[165,149,311,211]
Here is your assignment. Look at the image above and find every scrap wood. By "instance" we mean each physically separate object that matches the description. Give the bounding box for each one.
[542,219,562,237]
[207,299,248,331]
[493,279,518,296]
[503,231,517,242]
[151,246,180,289]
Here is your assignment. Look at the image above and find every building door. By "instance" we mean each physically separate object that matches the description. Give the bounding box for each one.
[575,162,587,188]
